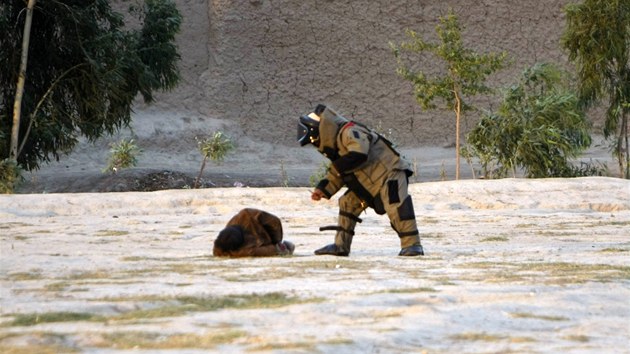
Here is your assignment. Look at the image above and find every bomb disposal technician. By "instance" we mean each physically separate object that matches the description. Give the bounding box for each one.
[297,104,425,257]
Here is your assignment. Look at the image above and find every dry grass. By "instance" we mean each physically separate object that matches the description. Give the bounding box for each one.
[509,312,568,321]
[0,344,78,354]
[386,287,438,293]
[6,312,103,327]
[94,230,129,236]
[450,332,535,343]
[458,261,630,284]
[563,334,590,342]
[111,292,317,322]
[6,270,43,281]
[92,330,247,349]
[480,236,509,242]
[450,332,504,342]
[3,293,318,329]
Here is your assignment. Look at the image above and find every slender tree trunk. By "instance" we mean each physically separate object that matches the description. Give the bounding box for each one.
[10,0,37,163]
[454,91,462,180]
[194,156,208,189]
[622,112,629,179]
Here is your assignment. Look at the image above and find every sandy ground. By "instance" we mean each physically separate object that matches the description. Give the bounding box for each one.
[1,177,629,353]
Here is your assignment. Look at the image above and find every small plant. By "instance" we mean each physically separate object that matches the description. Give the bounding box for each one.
[194,131,234,188]
[0,158,22,194]
[309,160,331,188]
[439,161,447,181]
[103,139,141,174]
[279,159,289,187]
[569,160,609,177]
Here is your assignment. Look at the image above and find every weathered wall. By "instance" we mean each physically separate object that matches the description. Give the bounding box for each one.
[125,0,577,147]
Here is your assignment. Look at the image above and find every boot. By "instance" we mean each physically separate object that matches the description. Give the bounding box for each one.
[314,243,349,256]
[399,244,424,256]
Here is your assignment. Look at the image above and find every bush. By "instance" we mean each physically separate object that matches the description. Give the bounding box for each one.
[194,131,234,188]
[197,131,233,163]
[103,139,141,174]
[464,63,592,178]
[0,159,22,194]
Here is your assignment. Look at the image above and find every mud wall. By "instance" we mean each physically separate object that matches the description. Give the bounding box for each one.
[124,0,577,146]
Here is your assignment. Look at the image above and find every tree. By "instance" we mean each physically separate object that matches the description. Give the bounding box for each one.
[391,8,508,179]
[0,0,182,171]
[464,63,592,178]
[562,0,630,179]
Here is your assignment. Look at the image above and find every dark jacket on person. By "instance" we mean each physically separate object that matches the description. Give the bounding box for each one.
[213,208,288,257]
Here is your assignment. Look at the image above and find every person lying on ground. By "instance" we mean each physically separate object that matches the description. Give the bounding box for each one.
[213,208,295,257]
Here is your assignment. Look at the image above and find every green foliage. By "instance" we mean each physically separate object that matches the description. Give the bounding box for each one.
[194,131,234,188]
[0,0,182,171]
[0,158,22,194]
[198,131,234,163]
[464,63,594,178]
[392,12,508,112]
[562,0,630,178]
[391,8,508,179]
[103,139,141,174]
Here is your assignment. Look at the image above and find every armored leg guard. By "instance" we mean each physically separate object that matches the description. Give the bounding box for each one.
[381,171,424,256]
[315,192,365,256]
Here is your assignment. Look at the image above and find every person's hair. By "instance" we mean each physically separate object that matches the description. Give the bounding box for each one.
[214,225,245,252]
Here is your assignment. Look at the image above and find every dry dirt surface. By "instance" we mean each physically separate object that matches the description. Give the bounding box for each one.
[1,177,629,353]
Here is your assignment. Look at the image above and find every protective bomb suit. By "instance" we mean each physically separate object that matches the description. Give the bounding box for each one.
[213,208,294,257]
[298,104,424,256]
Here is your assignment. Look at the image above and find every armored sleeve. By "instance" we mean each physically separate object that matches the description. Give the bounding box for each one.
[315,168,344,199]
[332,125,370,174]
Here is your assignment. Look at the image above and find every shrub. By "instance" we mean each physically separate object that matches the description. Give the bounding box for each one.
[103,139,141,174]
[194,131,234,188]
[464,63,592,178]
[0,158,22,194]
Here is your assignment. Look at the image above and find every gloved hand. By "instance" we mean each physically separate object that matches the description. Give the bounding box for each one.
[311,189,325,201]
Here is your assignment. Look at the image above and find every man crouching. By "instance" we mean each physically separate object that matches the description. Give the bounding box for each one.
[213,208,295,257]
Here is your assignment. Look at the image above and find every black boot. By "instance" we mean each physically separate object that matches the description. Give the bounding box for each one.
[314,243,349,256]
[399,244,424,256]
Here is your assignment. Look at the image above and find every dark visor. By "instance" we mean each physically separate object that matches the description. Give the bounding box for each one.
[297,120,310,145]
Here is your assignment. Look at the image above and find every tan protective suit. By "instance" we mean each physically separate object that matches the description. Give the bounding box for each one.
[312,106,422,255]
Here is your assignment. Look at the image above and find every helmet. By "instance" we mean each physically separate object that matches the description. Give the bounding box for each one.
[297,112,321,146]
